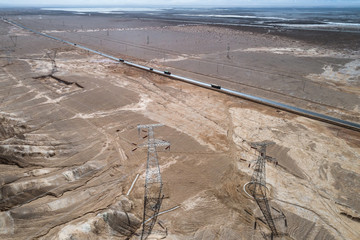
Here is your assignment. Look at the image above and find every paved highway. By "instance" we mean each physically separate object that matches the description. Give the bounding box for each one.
[3,18,360,132]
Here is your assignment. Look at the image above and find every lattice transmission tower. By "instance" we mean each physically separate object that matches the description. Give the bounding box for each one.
[248,141,287,239]
[3,35,17,66]
[137,123,170,240]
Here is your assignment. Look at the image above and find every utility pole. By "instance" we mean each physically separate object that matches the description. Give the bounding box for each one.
[137,123,170,240]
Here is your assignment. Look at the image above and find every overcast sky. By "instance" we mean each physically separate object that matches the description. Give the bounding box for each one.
[1,0,360,7]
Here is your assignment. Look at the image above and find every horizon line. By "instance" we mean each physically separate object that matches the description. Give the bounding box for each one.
[1,4,360,8]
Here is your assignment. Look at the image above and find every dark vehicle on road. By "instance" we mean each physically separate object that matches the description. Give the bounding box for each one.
[211,84,221,89]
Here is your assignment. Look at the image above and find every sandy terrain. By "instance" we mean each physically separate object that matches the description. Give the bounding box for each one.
[0,11,360,240]
[10,14,359,122]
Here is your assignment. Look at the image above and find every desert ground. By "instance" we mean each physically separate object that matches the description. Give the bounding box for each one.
[0,10,360,240]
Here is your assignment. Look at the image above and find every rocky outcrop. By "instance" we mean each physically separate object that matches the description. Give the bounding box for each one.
[0,116,30,167]
[0,212,14,235]
[48,196,141,239]
[102,196,141,237]
[0,161,103,211]
[103,209,141,236]
[0,116,27,141]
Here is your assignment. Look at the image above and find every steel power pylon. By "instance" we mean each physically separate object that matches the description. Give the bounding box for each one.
[137,124,170,240]
[248,141,286,239]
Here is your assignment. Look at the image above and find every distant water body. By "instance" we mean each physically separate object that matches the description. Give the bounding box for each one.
[41,7,360,33]
[41,7,165,13]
